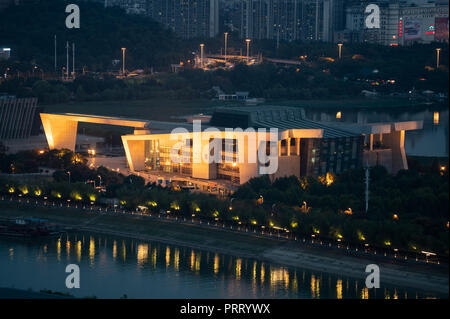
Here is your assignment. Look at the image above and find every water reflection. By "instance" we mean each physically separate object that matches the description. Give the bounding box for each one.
[174,248,179,272]
[165,246,170,268]
[310,274,320,299]
[66,240,70,259]
[121,241,126,262]
[76,240,81,263]
[56,238,61,262]
[214,253,220,275]
[89,237,95,266]
[112,240,117,260]
[137,244,148,267]
[0,233,444,299]
[434,112,440,125]
[235,258,242,280]
[336,279,343,299]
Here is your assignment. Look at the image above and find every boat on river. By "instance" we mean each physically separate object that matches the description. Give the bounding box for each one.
[0,218,62,238]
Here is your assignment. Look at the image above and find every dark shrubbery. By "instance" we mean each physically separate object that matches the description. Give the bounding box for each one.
[1,149,448,255]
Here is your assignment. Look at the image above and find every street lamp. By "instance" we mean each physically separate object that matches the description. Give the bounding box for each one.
[224,32,228,62]
[257,194,263,205]
[229,198,234,211]
[121,47,126,76]
[200,44,205,68]
[338,43,343,59]
[98,175,102,187]
[245,38,251,64]
[67,171,71,184]
[436,48,441,69]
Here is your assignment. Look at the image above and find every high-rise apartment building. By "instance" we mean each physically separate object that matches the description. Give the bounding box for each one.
[99,0,220,39]
[322,0,344,42]
[149,0,219,39]
[0,0,23,11]
[233,0,345,42]
[344,0,448,45]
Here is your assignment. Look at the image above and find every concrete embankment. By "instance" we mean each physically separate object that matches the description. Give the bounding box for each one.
[0,201,448,296]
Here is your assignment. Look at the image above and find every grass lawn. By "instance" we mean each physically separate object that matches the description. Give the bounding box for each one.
[40,97,430,141]
[42,97,426,124]
[43,99,226,122]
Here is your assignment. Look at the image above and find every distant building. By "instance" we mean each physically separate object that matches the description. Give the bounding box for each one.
[92,0,147,14]
[147,0,219,38]
[323,0,345,42]
[344,0,449,45]
[0,0,13,11]
[0,97,41,141]
[235,0,311,41]
[218,91,249,100]
[96,0,220,39]
[232,0,345,43]
[0,47,11,61]
[0,0,31,12]
[232,0,448,44]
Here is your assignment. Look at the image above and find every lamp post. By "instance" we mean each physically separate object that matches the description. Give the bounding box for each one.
[224,32,228,62]
[436,48,441,69]
[200,44,204,68]
[338,43,343,59]
[245,38,251,64]
[121,47,126,76]
[98,175,102,187]
[67,171,71,184]
[229,198,234,211]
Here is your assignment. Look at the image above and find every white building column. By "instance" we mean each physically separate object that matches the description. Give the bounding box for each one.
[40,114,78,151]
[287,138,291,156]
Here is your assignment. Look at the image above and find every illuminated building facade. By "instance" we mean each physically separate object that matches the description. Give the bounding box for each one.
[40,107,422,193]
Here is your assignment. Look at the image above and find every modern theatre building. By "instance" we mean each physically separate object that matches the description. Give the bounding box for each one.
[40,107,423,194]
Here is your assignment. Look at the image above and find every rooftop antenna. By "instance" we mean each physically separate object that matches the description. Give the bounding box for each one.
[276,25,280,50]
[315,0,319,40]
[54,35,57,71]
[72,42,75,79]
[365,161,370,213]
[66,41,69,80]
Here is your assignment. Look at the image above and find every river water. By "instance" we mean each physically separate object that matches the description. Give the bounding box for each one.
[0,233,443,299]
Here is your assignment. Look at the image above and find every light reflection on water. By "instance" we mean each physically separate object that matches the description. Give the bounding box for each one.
[0,233,442,299]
